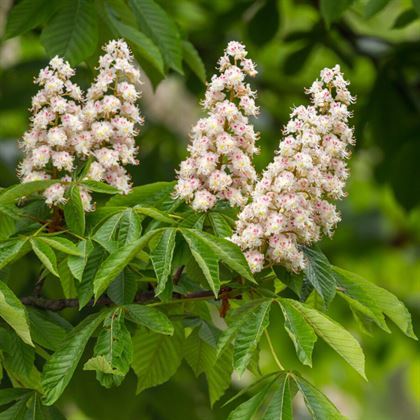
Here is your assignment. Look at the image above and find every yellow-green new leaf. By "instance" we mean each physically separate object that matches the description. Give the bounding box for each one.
[42,310,109,405]
[281,299,366,378]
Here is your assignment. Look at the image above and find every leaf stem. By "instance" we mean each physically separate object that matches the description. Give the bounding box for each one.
[264,329,284,371]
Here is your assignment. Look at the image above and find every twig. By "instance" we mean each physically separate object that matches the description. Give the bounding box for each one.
[20,287,238,311]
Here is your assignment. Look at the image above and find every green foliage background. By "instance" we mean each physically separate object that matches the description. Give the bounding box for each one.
[0,0,419,419]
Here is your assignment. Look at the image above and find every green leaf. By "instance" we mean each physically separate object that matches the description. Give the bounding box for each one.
[134,206,176,224]
[128,0,183,74]
[228,375,279,420]
[320,0,354,26]
[0,212,16,240]
[0,388,31,406]
[181,229,220,296]
[93,229,161,300]
[303,247,336,306]
[30,238,59,277]
[0,180,57,204]
[150,228,177,295]
[217,299,270,356]
[79,180,119,194]
[67,240,93,281]
[264,374,294,420]
[107,182,175,209]
[38,236,81,256]
[413,0,420,16]
[278,300,317,367]
[118,209,143,245]
[93,212,124,244]
[293,375,344,419]
[0,281,33,346]
[106,6,165,75]
[208,212,232,237]
[0,396,28,419]
[42,310,109,405]
[4,0,58,39]
[184,329,216,377]
[131,325,184,394]
[27,308,70,351]
[182,40,206,83]
[108,270,137,305]
[40,0,98,66]
[392,8,419,28]
[124,304,173,335]
[333,266,417,339]
[233,300,271,375]
[179,212,206,229]
[281,299,366,378]
[63,186,85,235]
[0,239,30,271]
[0,330,34,377]
[186,229,255,282]
[206,345,233,407]
[77,246,106,308]
[364,0,391,18]
[88,309,133,388]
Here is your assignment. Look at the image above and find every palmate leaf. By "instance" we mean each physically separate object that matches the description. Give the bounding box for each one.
[86,309,133,388]
[40,0,98,66]
[181,229,220,296]
[233,300,272,375]
[124,304,174,335]
[79,180,119,194]
[37,236,81,256]
[0,388,31,406]
[131,325,184,394]
[30,238,59,277]
[294,375,345,420]
[182,40,206,83]
[217,299,270,356]
[93,229,162,300]
[0,180,57,205]
[107,270,137,305]
[134,207,176,225]
[117,209,143,245]
[106,6,165,75]
[278,299,317,367]
[42,310,109,405]
[63,186,85,235]
[93,212,125,244]
[302,246,336,306]
[128,0,183,74]
[67,239,93,281]
[150,228,177,295]
[106,182,176,209]
[0,395,28,419]
[206,346,233,407]
[0,239,30,271]
[26,308,70,351]
[208,212,233,237]
[184,329,217,377]
[228,374,284,420]
[281,299,366,378]
[0,281,33,346]
[334,266,417,339]
[4,0,57,39]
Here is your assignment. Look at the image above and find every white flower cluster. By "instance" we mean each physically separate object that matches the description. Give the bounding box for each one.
[17,40,142,211]
[231,65,355,273]
[174,41,259,211]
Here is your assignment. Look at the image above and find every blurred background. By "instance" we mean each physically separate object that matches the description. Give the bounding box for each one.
[0,0,419,418]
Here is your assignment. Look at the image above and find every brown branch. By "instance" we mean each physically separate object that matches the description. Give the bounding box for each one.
[20,287,237,311]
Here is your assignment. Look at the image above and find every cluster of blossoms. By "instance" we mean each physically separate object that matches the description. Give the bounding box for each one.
[18,40,142,211]
[174,41,259,211]
[231,65,356,273]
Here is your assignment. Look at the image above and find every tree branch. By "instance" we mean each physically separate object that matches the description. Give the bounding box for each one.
[20,287,237,311]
